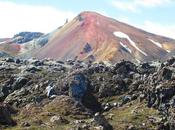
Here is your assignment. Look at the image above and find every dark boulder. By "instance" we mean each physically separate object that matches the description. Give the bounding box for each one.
[158,67,172,80]
[122,95,132,104]
[12,77,28,90]
[69,73,89,101]
[25,66,41,73]
[137,62,156,74]
[98,79,126,98]
[15,59,21,64]
[0,103,16,126]
[31,60,44,66]
[5,58,15,63]
[93,113,113,130]
[0,78,14,101]
[113,61,137,78]
[166,57,175,66]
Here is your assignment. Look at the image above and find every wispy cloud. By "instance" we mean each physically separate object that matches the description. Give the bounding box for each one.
[112,0,172,12]
[116,16,175,39]
[140,21,175,39]
[0,1,76,37]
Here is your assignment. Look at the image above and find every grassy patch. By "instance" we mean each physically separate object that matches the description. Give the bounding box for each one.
[104,101,160,130]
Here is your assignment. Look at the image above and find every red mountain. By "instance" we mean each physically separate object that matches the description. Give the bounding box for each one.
[34,11,175,63]
[1,11,175,63]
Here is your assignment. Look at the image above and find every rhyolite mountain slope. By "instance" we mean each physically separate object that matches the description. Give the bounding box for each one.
[34,11,175,63]
[0,11,175,63]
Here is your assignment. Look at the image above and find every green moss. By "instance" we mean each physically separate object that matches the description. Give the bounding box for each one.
[104,101,160,130]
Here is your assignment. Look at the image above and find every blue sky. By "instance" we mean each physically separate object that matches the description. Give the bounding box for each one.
[0,0,175,38]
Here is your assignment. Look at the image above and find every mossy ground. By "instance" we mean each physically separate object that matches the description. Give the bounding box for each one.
[3,96,161,130]
[104,100,161,130]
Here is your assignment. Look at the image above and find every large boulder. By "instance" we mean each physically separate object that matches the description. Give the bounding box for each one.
[0,103,16,126]
[68,73,89,101]
[112,61,137,78]
[12,77,28,90]
[137,62,156,74]
[98,78,126,98]
[0,78,14,101]
[158,67,172,81]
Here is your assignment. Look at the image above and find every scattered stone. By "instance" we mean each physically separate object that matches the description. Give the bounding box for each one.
[94,125,104,130]
[21,122,30,127]
[50,115,69,124]
[127,124,135,130]
[122,95,132,104]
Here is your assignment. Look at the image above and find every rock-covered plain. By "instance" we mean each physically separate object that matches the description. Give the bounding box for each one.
[0,57,175,130]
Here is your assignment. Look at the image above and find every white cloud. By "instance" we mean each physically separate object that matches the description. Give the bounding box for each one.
[116,16,175,39]
[112,0,172,12]
[140,21,175,39]
[136,0,171,7]
[112,1,137,12]
[0,1,76,37]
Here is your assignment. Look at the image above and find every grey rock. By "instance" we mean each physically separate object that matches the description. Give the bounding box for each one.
[50,115,69,124]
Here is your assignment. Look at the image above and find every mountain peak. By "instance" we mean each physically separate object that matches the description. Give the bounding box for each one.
[76,11,102,24]
[79,11,102,16]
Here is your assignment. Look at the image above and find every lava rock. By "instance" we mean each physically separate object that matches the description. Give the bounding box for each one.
[50,115,69,124]
[93,113,113,130]
[158,67,172,80]
[69,73,89,101]
[12,77,28,90]
[0,103,16,126]
[25,66,41,73]
[5,58,15,63]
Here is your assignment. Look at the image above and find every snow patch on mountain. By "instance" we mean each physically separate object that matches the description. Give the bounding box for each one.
[166,50,171,53]
[148,39,162,48]
[148,39,171,53]
[135,58,141,63]
[113,31,148,56]
[120,42,132,53]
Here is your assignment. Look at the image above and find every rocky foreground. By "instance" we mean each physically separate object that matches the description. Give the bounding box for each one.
[0,57,175,130]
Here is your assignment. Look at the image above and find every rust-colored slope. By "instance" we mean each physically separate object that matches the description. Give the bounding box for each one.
[35,12,118,62]
[0,42,21,56]
[34,11,175,62]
